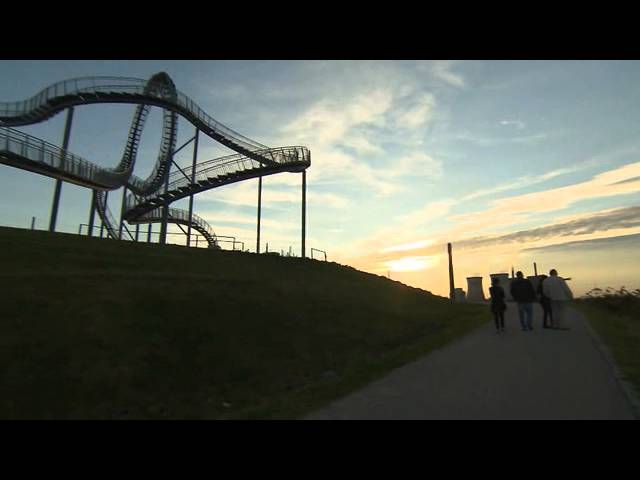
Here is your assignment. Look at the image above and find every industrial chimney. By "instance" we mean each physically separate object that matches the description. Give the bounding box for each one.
[466,277,486,302]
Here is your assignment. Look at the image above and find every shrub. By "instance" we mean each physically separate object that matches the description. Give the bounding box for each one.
[579,287,640,318]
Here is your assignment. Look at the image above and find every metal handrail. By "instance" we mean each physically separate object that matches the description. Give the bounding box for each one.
[130,206,218,247]
[0,74,310,245]
[0,76,268,152]
[125,146,309,214]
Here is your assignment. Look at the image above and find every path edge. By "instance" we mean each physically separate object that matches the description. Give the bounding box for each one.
[574,306,640,420]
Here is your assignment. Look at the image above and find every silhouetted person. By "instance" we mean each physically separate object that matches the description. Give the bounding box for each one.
[542,269,573,330]
[510,271,536,331]
[489,277,507,333]
[537,274,553,328]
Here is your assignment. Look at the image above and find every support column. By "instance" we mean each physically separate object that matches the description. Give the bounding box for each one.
[135,224,140,242]
[256,176,262,253]
[448,242,455,302]
[118,186,128,240]
[159,157,171,245]
[147,224,152,243]
[187,128,199,247]
[301,170,306,258]
[49,107,74,232]
[87,190,97,236]
[100,191,108,239]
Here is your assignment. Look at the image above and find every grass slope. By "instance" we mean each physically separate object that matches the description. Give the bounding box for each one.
[575,291,640,403]
[0,226,488,419]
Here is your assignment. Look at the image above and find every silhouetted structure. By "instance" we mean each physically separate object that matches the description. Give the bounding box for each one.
[448,243,455,301]
[466,276,486,302]
[454,288,466,302]
[0,73,311,252]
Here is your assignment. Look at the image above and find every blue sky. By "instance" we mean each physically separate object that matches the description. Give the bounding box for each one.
[1,60,639,297]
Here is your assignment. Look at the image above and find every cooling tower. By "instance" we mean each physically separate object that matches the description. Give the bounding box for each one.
[454,288,466,302]
[466,277,486,302]
[490,273,512,301]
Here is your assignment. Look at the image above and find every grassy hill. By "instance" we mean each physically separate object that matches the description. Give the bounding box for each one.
[0,226,488,419]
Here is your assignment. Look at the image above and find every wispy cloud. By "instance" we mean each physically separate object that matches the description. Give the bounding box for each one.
[460,160,597,202]
[453,131,551,147]
[450,161,640,233]
[381,239,435,253]
[431,61,466,88]
[500,119,525,129]
[456,205,640,251]
[394,93,436,130]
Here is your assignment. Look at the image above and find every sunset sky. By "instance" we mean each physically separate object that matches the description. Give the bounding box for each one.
[1,60,639,298]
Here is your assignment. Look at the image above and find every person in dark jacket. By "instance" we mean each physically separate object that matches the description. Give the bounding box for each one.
[510,271,536,331]
[537,274,553,329]
[489,277,507,333]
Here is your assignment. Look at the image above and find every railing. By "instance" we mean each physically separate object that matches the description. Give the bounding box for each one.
[126,146,309,212]
[129,206,218,247]
[1,74,310,247]
[0,127,120,188]
[0,76,268,152]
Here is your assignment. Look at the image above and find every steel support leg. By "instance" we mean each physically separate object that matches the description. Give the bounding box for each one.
[160,161,171,246]
[187,128,199,247]
[147,224,152,243]
[49,107,74,232]
[135,224,140,242]
[100,190,108,238]
[256,176,262,253]
[88,190,97,236]
[118,186,127,240]
[301,170,306,258]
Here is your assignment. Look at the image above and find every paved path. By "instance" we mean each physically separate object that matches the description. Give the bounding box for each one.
[305,304,636,420]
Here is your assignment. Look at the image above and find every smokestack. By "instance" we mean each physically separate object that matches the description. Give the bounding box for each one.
[511,266,515,278]
[448,243,455,302]
[533,262,538,276]
[466,277,486,302]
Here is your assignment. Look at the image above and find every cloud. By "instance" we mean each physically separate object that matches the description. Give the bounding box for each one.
[460,161,596,202]
[431,61,465,88]
[399,199,456,225]
[451,161,640,233]
[394,93,436,130]
[391,152,444,179]
[500,119,525,129]
[382,255,441,273]
[455,205,640,251]
[381,239,435,253]
[281,89,393,148]
[523,232,640,252]
[453,131,550,147]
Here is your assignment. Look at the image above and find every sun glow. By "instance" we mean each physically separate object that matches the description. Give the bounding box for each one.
[384,255,440,272]
[381,239,435,253]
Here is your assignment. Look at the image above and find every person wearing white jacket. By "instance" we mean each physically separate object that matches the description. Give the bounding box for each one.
[542,269,573,329]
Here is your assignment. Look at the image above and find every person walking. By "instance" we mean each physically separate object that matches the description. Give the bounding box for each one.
[542,269,573,330]
[510,271,536,331]
[537,274,553,329]
[489,277,507,333]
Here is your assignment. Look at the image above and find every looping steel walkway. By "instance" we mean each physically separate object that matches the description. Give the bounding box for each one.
[0,73,310,245]
[305,304,636,420]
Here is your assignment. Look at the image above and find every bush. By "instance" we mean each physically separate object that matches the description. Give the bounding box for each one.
[579,287,640,317]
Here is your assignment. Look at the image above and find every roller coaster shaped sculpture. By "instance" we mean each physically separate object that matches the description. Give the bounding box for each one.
[0,72,311,248]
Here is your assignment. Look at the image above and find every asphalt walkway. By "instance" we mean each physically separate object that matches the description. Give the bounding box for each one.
[305,304,636,420]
